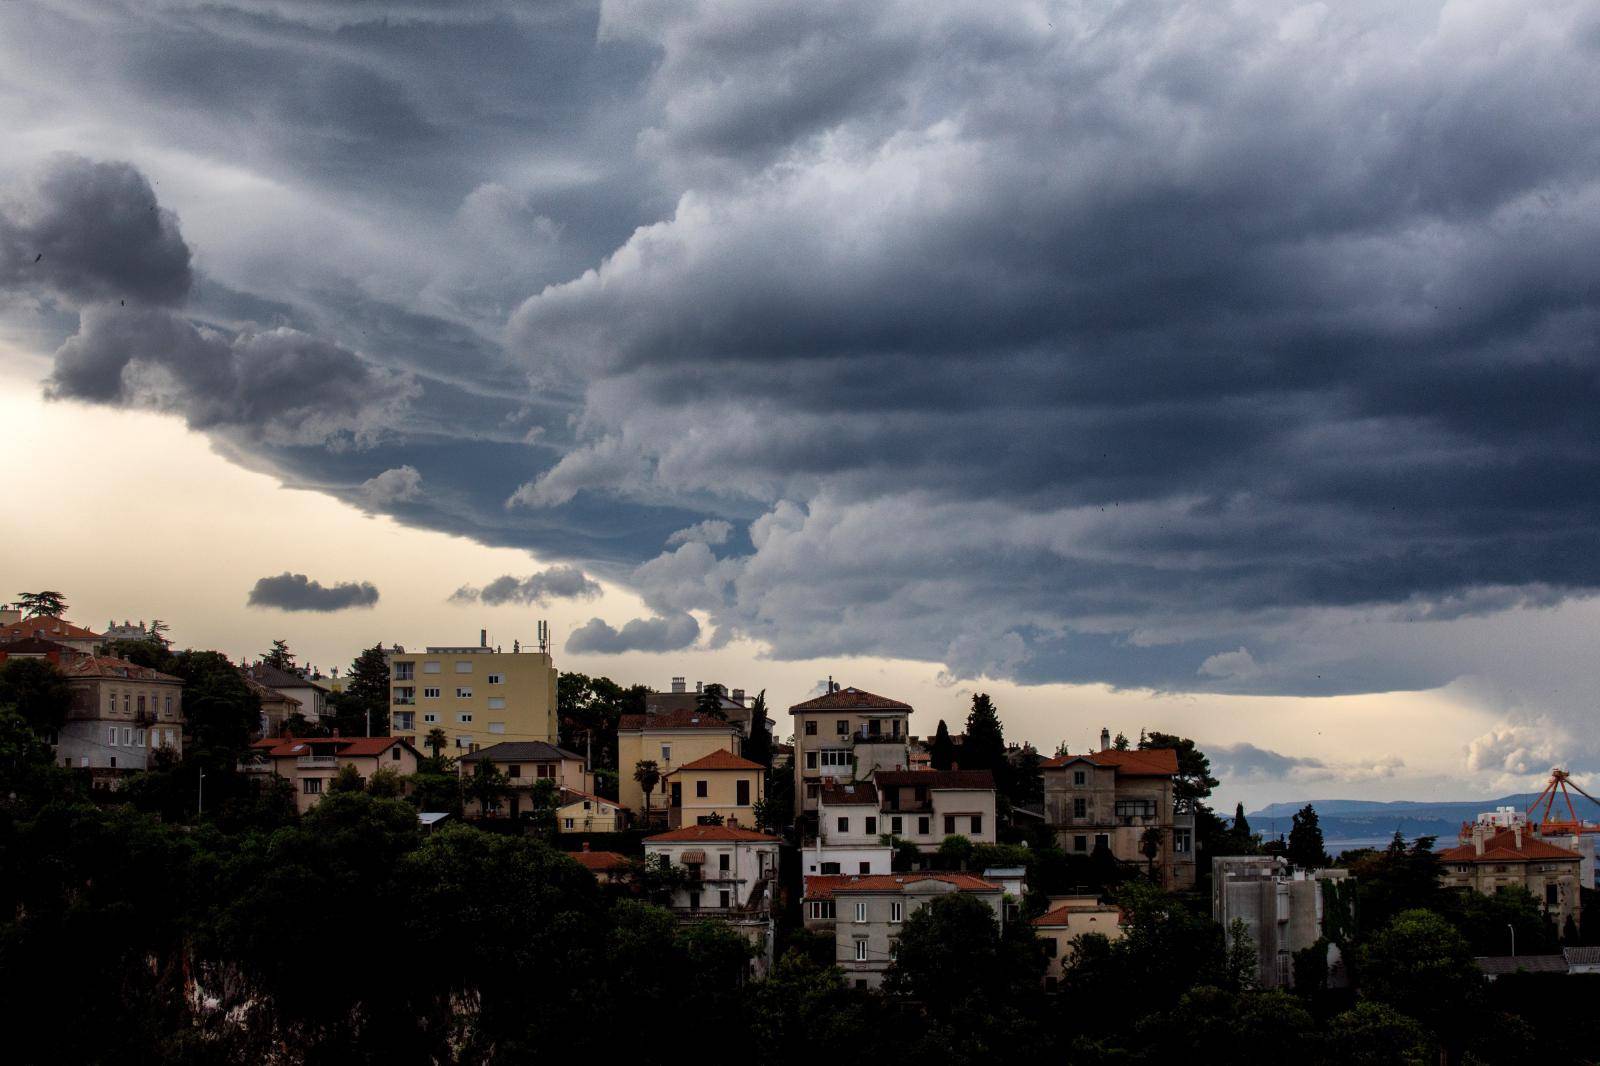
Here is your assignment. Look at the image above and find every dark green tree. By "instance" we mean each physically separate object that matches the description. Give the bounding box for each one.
[695,682,729,719]
[148,618,171,647]
[13,590,68,617]
[425,726,448,760]
[262,639,295,671]
[0,657,71,734]
[634,759,661,823]
[466,760,510,816]
[930,719,955,770]
[964,693,1006,776]
[1358,909,1481,1051]
[330,763,366,793]
[1287,804,1329,869]
[1234,802,1251,838]
[336,643,391,737]
[1139,732,1219,814]
[741,689,772,766]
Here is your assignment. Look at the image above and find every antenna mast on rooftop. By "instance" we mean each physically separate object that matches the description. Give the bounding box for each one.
[536,619,549,654]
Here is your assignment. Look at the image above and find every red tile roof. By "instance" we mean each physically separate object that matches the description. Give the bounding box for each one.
[667,749,765,773]
[804,874,864,900]
[645,823,781,843]
[255,736,417,759]
[58,654,180,683]
[789,686,911,713]
[1033,903,1122,927]
[873,770,995,790]
[831,873,1000,894]
[1041,747,1179,776]
[571,850,633,872]
[821,781,879,805]
[1438,830,1583,864]
[0,616,101,643]
[619,709,740,731]
[558,787,626,810]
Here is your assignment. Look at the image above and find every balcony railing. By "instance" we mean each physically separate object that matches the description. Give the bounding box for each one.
[392,697,416,706]
[297,755,339,768]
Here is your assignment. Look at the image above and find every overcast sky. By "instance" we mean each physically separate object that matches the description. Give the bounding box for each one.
[4,0,1599,810]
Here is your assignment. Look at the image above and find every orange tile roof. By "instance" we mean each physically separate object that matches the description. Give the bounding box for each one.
[831,872,1000,894]
[558,787,626,810]
[619,709,740,731]
[1438,829,1583,864]
[0,616,101,642]
[571,850,633,872]
[645,823,781,843]
[1041,747,1179,776]
[1033,904,1122,927]
[256,736,417,759]
[58,654,180,683]
[821,782,879,805]
[789,686,911,713]
[668,749,764,773]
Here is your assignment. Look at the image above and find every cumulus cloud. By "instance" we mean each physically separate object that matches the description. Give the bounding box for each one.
[1466,723,1561,777]
[665,519,732,547]
[247,572,379,612]
[565,612,700,654]
[1199,648,1261,681]
[449,566,602,606]
[357,465,423,506]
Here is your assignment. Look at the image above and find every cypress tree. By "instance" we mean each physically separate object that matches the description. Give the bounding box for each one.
[930,720,955,771]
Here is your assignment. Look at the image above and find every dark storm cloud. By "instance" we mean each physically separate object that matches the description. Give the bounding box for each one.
[0,154,191,305]
[450,566,602,606]
[565,612,700,654]
[8,1,1600,704]
[248,572,380,612]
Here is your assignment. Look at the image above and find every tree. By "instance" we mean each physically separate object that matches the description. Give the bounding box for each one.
[755,758,794,831]
[930,719,955,770]
[1233,802,1251,839]
[1286,804,1329,869]
[882,834,923,872]
[937,833,975,870]
[741,690,772,766]
[1358,909,1482,1049]
[1139,732,1219,814]
[466,760,510,816]
[172,651,261,754]
[330,764,366,793]
[1113,731,1131,751]
[964,693,1007,778]
[13,590,67,618]
[425,727,447,760]
[1325,1002,1434,1066]
[634,759,661,822]
[366,767,405,798]
[523,778,560,837]
[1140,825,1164,878]
[0,657,71,734]
[695,682,729,719]
[338,643,391,737]
[1223,918,1258,991]
[263,639,296,671]
[148,618,171,648]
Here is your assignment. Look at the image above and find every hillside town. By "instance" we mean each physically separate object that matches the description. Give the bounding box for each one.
[1,590,1597,1064]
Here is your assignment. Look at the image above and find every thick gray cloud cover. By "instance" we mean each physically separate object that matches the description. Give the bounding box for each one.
[566,612,700,654]
[450,566,602,606]
[248,572,380,612]
[5,1,1600,728]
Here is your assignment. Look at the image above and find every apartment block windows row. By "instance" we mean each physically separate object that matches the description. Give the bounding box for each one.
[424,688,440,698]
[456,687,472,698]
[943,814,983,835]
[105,726,147,746]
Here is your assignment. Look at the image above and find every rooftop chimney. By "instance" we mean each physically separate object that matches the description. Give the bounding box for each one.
[1100,727,1111,751]
[731,688,745,704]
[1473,822,1487,856]
[696,680,703,694]
[672,676,687,693]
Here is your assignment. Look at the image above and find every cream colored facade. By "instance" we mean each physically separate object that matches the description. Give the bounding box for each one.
[246,736,421,814]
[558,790,627,833]
[665,750,765,828]
[617,710,741,817]
[389,643,557,753]
[790,686,913,815]
[1439,824,1584,932]
[1034,896,1125,990]
[57,655,184,779]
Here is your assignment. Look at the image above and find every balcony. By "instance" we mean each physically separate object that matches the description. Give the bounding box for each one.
[297,755,339,768]
[392,696,416,706]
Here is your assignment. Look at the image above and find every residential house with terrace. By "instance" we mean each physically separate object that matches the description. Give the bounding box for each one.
[557,788,628,833]
[457,740,592,818]
[1438,823,1584,932]
[790,685,913,818]
[644,823,783,978]
[0,610,103,654]
[246,735,421,813]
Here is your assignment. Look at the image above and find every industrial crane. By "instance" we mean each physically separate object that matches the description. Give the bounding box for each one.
[1525,768,1600,835]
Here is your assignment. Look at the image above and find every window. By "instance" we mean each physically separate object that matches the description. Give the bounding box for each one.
[123,694,130,713]
[423,661,441,674]
[820,861,841,875]
[719,853,731,871]
[836,720,849,735]
[1073,797,1087,818]
[890,901,903,923]
[820,749,850,767]
[135,728,145,746]
[564,818,574,830]
[971,815,983,835]
[805,720,817,736]
[394,712,415,732]
[508,764,522,778]
[838,816,850,833]
[1073,770,1086,786]
[487,697,506,710]
[661,744,672,762]
[719,890,730,908]
[458,713,473,723]
[736,779,751,805]
[1174,828,1192,854]
[860,861,871,874]
[696,779,708,798]
[869,719,881,735]
[164,695,172,716]
[891,817,902,834]
[304,778,322,795]
[865,816,877,835]
[1074,835,1088,852]
[1547,883,1559,905]
[394,662,414,680]
[456,687,472,699]
[855,938,868,961]
[393,686,415,704]
[537,764,552,778]
[489,723,505,734]
[487,673,502,685]
[455,661,473,673]
[121,728,132,745]
[1114,799,1157,818]
[918,816,930,835]
[137,695,146,714]
[424,713,438,724]
[805,783,820,799]
[107,691,116,714]
[809,900,836,920]
[391,747,402,761]
[1044,938,1058,957]
[944,815,956,835]
[855,902,867,923]
[107,726,117,745]
[424,687,440,699]
[583,801,591,810]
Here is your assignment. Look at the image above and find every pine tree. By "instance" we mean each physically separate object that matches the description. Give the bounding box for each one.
[340,643,392,737]
[263,639,296,671]
[1287,804,1329,869]
[695,682,730,720]
[930,719,955,770]
[741,690,772,767]
[963,694,1008,794]
[1233,802,1251,838]
[13,591,68,618]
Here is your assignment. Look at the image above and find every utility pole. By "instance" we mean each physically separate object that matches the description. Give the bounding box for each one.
[198,766,205,817]
[1508,923,1516,958]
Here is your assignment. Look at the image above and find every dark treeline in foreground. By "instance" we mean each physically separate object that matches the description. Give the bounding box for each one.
[3,654,1600,1065]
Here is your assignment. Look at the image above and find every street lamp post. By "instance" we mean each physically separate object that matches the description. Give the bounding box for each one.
[1508,922,1516,958]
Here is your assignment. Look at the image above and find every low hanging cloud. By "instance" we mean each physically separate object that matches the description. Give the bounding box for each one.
[248,572,380,612]
[665,519,733,548]
[1210,742,1404,785]
[357,465,423,506]
[565,612,700,654]
[449,566,602,606]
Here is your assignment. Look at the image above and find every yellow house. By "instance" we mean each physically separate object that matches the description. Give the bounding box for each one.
[388,639,557,753]
[557,788,628,833]
[1033,896,1125,991]
[665,749,765,828]
[617,708,742,820]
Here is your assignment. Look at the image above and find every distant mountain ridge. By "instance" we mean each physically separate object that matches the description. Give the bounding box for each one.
[1245,793,1600,848]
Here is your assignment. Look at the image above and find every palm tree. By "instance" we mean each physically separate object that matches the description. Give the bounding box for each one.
[426,727,448,760]
[634,759,661,823]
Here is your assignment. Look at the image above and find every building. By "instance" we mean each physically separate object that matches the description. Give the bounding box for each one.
[457,740,591,817]
[245,735,421,813]
[242,661,330,724]
[57,654,184,783]
[790,685,913,815]
[644,823,782,977]
[0,611,103,654]
[1034,896,1125,991]
[557,788,628,833]
[873,770,997,855]
[570,844,633,883]
[807,782,894,876]
[645,677,768,737]
[1438,824,1584,931]
[1213,856,1354,989]
[831,873,1004,989]
[102,619,155,643]
[618,708,743,821]
[1041,732,1196,890]
[664,748,765,828]
[387,635,558,752]
[237,672,303,739]
[0,636,76,664]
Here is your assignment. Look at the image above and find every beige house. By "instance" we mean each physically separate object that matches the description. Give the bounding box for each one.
[832,873,1004,989]
[239,672,303,739]
[57,654,184,785]
[557,788,628,833]
[618,708,742,820]
[242,661,330,723]
[247,735,422,813]
[665,749,765,828]
[388,637,557,752]
[1042,734,1196,890]
[871,770,998,856]
[1034,896,1125,991]
[457,740,591,817]
[0,611,103,654]
[790,685,913,815]
[1439,824,1583,931]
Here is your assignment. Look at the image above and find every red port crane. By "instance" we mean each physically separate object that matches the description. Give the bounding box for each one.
[1525,768,1600,835]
